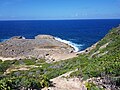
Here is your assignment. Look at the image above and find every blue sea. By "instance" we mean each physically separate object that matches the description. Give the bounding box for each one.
[0,19,120,51]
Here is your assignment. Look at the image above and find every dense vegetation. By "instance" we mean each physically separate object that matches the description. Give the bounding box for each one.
[70,27,120,89]
[0,26,120,89]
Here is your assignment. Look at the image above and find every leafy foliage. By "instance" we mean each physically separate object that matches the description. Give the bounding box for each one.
[0,26,120,89]
[0,75,50,90]
[85,82,104,90]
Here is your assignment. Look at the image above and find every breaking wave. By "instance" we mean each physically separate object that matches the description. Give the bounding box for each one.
[55,37,83,52]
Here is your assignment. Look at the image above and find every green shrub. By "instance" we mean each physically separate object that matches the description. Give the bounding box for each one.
[85,82,104,90]
[0,75,51,90]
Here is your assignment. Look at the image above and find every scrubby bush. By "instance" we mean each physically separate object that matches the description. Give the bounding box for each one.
[0,75,51,90]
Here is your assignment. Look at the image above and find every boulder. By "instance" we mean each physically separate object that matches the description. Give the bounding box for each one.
[10,36,25,40]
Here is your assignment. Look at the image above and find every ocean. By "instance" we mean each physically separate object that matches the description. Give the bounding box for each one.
[0,19,120,51]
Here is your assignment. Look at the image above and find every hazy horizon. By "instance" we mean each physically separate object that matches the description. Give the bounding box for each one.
[0,19,120,21]
[0,0,120,20]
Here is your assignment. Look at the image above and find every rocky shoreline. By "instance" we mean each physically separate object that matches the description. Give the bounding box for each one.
[0,35,77,62]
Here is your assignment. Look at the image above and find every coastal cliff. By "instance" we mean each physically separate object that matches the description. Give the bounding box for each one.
[0,35,75,61]
[0,25,120,90]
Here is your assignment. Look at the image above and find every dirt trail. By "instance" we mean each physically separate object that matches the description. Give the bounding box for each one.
[42,70,87,90]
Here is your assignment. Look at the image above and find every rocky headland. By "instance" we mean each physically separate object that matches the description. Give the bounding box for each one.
[0,25,120,90]
[0,35,77,62]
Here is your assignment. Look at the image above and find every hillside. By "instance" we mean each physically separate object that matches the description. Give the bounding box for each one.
[69,25,120,90]
[0,25,120,90]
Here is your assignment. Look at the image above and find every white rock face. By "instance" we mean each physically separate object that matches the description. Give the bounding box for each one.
[35,35,54,39]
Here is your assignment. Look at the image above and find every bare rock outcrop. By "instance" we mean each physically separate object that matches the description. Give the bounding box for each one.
[0,35,75,61]
[10,36,25,40]
[35,35,54,39]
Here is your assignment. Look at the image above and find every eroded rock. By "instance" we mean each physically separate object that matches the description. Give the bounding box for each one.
[0,35,74,61]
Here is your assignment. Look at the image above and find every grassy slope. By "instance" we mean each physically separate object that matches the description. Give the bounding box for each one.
[0,26,120,89]
[70,26,120,89]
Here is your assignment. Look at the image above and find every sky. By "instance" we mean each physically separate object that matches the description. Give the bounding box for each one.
[0,0,120,20]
